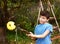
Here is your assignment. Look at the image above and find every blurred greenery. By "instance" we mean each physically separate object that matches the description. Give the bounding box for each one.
[0,0,60,44]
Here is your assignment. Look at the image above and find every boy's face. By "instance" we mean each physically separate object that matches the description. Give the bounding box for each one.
[39,15,49,24]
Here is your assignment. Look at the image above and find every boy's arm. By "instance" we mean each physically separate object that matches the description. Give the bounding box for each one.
[34,30,50,38]
[28,30,50,38]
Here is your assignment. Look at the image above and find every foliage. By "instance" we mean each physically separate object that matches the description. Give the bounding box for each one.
[0,0,60,44]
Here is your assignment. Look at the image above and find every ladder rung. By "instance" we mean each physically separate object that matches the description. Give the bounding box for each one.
[53,26,58,29]
[51,35,60,41]
[49,17,54,20]
[53,26,59,31]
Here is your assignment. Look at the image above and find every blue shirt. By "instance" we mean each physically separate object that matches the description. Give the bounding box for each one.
[34,23,53,44]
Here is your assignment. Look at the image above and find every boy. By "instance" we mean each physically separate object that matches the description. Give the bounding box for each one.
[27,10,53,44]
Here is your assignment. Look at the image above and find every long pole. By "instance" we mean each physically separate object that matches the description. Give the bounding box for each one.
[15,28,18,44]
[37,0,44,24]
[47,0,60,32]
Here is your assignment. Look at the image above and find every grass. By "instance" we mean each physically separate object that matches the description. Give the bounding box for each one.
[6,30,60,44]
[7,35,60,44]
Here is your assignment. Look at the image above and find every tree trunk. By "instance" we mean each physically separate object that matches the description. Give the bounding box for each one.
[0,0,10,44]
[0,27,8,44]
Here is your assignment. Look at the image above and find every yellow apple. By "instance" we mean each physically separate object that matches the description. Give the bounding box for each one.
[7,21,16,30]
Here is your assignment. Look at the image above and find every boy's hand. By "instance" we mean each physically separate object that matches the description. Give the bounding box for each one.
[26,32,36,40]
[26,32,34,37]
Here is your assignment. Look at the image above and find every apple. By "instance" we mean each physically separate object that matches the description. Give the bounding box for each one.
[7,21,16,30]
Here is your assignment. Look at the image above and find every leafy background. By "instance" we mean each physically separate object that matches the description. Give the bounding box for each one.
[0,0,60,44]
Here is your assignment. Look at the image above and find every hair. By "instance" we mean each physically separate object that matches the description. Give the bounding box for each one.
[40,10,50,19]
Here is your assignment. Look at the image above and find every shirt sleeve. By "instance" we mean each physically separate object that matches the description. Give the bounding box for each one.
[46,25,53,33]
